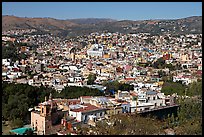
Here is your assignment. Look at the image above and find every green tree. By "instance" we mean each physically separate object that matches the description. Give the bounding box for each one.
[102,80,120,95]
[175,98,202,135]
[153,57,166,69]
[161,82,186,95]
[46,51,52,56]
[59,86,104,99]
[2,82,58,124]
[87,74,97,85]
[119,83,134,91]
[186,81,202,97]
[158,70,166,78]
[93,114,164,135]
[11,118,24,129]
[19,53,28,60]
[2,44,19,62]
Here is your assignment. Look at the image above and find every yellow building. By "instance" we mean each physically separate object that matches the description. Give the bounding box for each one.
[103,54,110,59]
[75,54,87,59]
[155,81,164,87]
[105,106,123,116]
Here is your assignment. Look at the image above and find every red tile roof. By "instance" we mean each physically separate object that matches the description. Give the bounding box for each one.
[47,65,58,68]
[130,92,138,96]
[125,78,135,81]
[70,103,104,113]
[197,70,202,75]
[80,96,92,98]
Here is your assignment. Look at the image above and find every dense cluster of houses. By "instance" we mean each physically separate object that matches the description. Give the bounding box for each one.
[2,30,202,135]
[2,32,202,91]
[30,88,176,135]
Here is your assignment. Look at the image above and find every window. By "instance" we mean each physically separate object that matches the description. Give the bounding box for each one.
[148,97,150,100]
[145,108,149,110]
[153,97,155,100]
[42,108,44,113]
[84,115,87,121]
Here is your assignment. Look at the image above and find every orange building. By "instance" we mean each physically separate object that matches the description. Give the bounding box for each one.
[103,54,110,58]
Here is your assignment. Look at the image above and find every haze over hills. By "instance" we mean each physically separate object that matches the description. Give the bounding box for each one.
[2,15,202,37]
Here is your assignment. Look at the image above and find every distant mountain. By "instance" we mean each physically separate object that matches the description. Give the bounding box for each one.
[67,18,117,24]
[2,15,78,33]
[2,15,202,37]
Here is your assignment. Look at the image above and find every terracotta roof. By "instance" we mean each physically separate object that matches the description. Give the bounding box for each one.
[197,70,202,75]
[70,103,104,113]
[80,96,92,98]
[130,92,138,96]
[125,78,135,81]
[47,65,58,68]
[67,99,80,102]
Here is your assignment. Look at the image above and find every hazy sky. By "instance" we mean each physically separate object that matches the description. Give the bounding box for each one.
[2,2,202,20]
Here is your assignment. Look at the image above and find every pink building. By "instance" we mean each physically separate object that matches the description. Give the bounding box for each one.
[30,94,64,135]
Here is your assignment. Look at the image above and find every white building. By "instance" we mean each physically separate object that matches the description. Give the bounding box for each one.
[69,103,106,123]
[87,44,104,57]
[2,59,11,66]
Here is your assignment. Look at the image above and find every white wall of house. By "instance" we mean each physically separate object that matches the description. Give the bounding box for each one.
[130,107,137,113]
[131,99,137,105]
[28,79,34,85]
[96,76,108,81]
[69,111,77,118]
[148,99,164,107]
[7,73,16,79]
[146,93,165,107]
[81,111,105,123]
[74,77,82,82]
[136,103,155,112]
[68,82,82,87]
[198,65,202,70]
[7,74,17,79]
[68,77,74,82]
[2,59,11,66]
[76,112,82,122]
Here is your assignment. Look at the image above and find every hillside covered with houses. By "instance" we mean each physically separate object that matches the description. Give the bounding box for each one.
[2,28,202,135]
